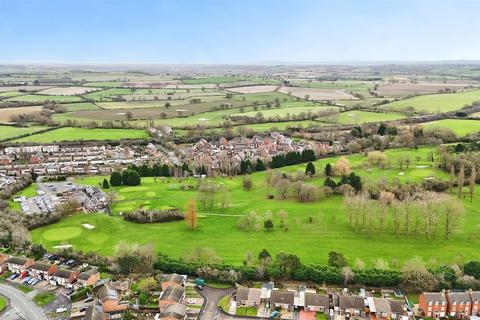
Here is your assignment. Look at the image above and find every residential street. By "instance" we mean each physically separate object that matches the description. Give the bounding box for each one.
[0,283,48,320]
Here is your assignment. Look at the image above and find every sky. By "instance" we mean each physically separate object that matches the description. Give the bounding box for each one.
[1,0,480,64]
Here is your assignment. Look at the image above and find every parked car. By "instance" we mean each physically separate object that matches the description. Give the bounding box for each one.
[66,289,74,295]
[9,273,19,280]
[79,306,87,312]
[56,307,67,313]
[28,278,36,285]
[31,279,40,286]
[23,277,31,283]
[84,296,93,303]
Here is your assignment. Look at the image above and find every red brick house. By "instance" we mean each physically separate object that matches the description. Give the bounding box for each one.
[419,292,447,318]
[76,271,100,288]
[447,291,472,318]
[6,256,34,274]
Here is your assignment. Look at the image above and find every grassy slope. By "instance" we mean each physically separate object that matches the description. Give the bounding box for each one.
[420,119,480,136]
[382,90,480,113]
[30,147,480,266]
[12,127,149,143]
[0,125,48,141]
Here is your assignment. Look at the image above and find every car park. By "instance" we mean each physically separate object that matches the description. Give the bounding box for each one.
[31,279,40,286]
[23,277,31,283]
[28,278,36,285]
[10,273,19,280]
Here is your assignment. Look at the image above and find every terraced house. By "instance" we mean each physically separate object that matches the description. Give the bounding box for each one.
[419,292,447,318]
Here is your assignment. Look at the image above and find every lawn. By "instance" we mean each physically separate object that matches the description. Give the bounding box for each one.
[4,94,83,103]
[319,110,406,124]
[382,90,480,113]
[12,127,149,143]
[0,295,6,312]
[29,147,480,267]
[33,292,56,307]
[0,125,49,141]
[419,119,480,136]
[236,306,258,316]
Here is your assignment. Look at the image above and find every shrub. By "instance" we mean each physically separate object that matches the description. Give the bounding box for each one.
[123,208,183,223]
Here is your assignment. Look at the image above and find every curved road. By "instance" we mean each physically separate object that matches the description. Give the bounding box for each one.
[0,284,48,320]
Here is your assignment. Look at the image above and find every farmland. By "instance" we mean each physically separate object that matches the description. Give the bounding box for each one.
[12,127,149,143]
[0,106,43,122]
[0,125,48,141]
[375,83,476,98]
[381,89,480,113]
[318,110,406,124]
[278,86,359,100]
[419,119,480,136]
[29,146,480,266]
[37,86,100,96]
[4,94,83,103]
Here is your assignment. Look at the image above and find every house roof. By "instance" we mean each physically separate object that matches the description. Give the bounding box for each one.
[271,290,294,305]
[423,292,446,303]
[158,303,187,319]
[78,272,97,281]
[373,298,391,314]
[160,286,184,303]
[339,296,365,310]
[97,284,119,302]
[448,292,471,303]
[389,300,405,314]
[84,305,107,320]
[53,269,74,279]
[31,262,52,271]
[163,274,185,285]
[7,256,28,266]
[248,288,261,305]
[236,287,249,301]
[305,293,329,307]
[0,254,10,264]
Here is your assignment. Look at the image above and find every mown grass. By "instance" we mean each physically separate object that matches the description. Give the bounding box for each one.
[0,125,49,141]
[319,110,406,124]
[33,292,56,307]
[0,295,6,312]
[12,127,149,143]
[420,119,480,136]
[29,147,480,267]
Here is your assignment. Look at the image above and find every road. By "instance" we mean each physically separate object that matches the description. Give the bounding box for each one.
[0,283,48,320]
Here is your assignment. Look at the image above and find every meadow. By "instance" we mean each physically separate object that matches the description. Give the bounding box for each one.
[12,127,149,143]
[29,147,480,266]
[4,94,83,103]
[382,90,480,113]
[0,125,49,141]
[419,119,480,136]
[0,106,44,122]
[319,110,406,124]
[230,103,341,119]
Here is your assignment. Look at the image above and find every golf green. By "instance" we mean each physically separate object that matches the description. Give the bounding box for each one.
[43,227,82,241]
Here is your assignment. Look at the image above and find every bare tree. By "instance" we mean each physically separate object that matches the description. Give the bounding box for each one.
[469,165,476,202]
[458,164,465,199]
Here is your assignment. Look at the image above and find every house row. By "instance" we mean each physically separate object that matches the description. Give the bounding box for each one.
[419,291,480,318]
[235,283,409,319]
[157,273,188,320]
[0,254,99,289]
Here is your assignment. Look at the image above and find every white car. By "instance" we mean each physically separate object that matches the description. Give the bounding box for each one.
[56,307,67,313]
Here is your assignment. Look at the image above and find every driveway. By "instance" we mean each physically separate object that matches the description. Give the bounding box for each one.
[0,283,48,320]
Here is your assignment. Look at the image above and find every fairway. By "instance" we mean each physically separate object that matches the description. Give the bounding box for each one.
[319,110,406,124]
[12,127,149,143]
[420,119,480,136]
[0,125,48,141]
[382,89,480,113]
[30,147,480,266]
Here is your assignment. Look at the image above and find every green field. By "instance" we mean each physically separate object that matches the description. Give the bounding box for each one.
[0,295,6,312]
[230,102,340,119]
[62,102,100,112]
[30,147,480,266]
[382,90,480,113]
[420,119,480,136]
[12,127,149,143]
[319,110,406,124]
[4,94,83,103]
[0,125,49,141]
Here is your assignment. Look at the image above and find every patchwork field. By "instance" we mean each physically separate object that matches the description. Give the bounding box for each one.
[419,119,480,136]
[278,86,358,101]
[37,86,100,96]
[0,125,49,141]
[12,127,149,143]
[381,90,480,113]
[231,104,341,119]
[376,83,476,98]
[0,85,51,93]
[319,110,406,124]
[29,147,480,266]
[4,94,83,103]
[62,103,100,112]
[226,85,279,94]
[0,106,43,122]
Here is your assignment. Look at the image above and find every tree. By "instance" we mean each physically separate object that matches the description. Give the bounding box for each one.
[324,163,333,176]
[122,169,141,186]
[275,252,301,277]
[328,251,348,268]
[458,164,465,199]
[401,257,437,291]
[242,176,252,190]
[342,267,354,285]
[102,179,110,189]
[31,244,46,259]
[109,171,122,186]
[138,277,157,292]
[464,261,480,279]
[184,199,197,229]
[377,123,387,136]
[255,159,266,171]
[258,249,271,261]
[441,196,464,240]
[449,164,455,194]
[469,165,476,202]
[324,177,337,189]
[264,219,273,231]
[305,162,316,176]
[334,157,351,175]
[274,179,291,199]
[218,185,230,212]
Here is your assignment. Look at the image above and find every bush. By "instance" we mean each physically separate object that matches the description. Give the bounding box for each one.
[123,208,184,223]
[464,261,480,279]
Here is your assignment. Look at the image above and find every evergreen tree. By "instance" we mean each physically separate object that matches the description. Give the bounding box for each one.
[377,123,387,136]
[109,171,123,186]
[102,178,110,189]
[161,164,170,177]
[324,177,337,189]
[301,149,316,162]
[122,169,141,186]
[255,159,266,171]
[258,249,271,260]
[152,164,161,177]
[305,162,316,176]
[324,163,333,176]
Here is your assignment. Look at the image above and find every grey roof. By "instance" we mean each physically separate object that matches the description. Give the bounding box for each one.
[339,296,365,310]
[160,286,184,303]
[53,269,73,279]
[271,290,294,305]
[158,303,187,319]
[7,257,27,266]
[97,284,118,302]
[305,293,329,308]
[78,272,94,281]
[448,292,471,303]
[84,305,106,320]
[389,300,405,314]
[373,298,391,314]
[31,262,52,271]
[163,273,185,285]
[470,291,480,302]
[423,292,446,303]
[236,287,249,301]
